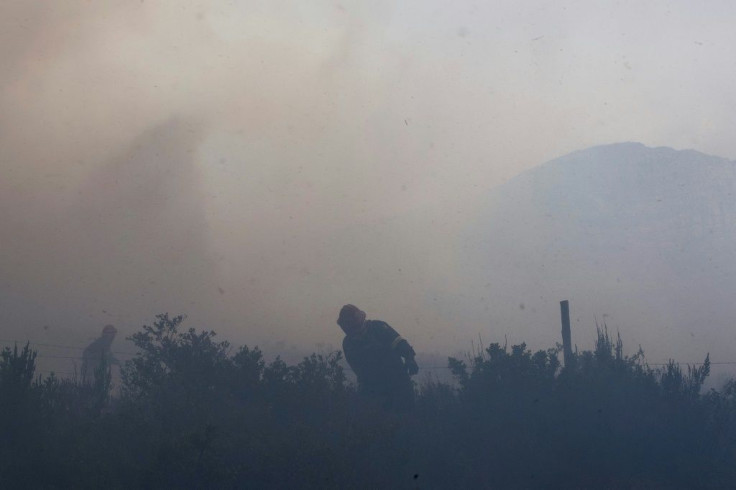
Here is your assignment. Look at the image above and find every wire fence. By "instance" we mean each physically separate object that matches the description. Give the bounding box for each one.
[0,338,733,373]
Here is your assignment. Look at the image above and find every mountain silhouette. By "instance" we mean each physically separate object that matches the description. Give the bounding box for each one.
[457,143,736,366]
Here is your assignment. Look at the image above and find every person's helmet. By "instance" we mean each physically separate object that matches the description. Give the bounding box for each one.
[337,304,366,334]
[102,324,117,336]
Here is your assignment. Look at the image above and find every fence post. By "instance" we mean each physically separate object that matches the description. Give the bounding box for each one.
[560,300,573,367]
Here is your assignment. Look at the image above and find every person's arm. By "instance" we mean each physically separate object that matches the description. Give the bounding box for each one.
[342,337,364,380]
[379,322,419,375]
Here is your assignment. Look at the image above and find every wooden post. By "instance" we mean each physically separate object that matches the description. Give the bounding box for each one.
[560,300,573,367]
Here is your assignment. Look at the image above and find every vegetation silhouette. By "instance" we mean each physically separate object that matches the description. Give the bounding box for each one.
[0,313,734,488]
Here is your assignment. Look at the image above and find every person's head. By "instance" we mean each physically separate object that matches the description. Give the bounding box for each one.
[337,304,366,336]
[102,324,117,339]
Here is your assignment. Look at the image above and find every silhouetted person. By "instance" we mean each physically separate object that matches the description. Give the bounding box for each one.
[337,304,418,412]
[81,324,118,384]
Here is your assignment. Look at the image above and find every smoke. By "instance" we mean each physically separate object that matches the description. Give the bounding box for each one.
[0,0,430,351]
[2,1,736,369]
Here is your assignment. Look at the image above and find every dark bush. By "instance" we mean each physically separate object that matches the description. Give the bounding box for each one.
[1,315,735,489]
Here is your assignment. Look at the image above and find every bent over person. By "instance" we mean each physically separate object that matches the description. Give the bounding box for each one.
[337,304,419,411]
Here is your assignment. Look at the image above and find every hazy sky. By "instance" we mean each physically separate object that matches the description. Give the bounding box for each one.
[2,1,735,370]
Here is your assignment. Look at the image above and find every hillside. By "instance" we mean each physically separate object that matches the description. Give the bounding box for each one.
[457,143,736,370]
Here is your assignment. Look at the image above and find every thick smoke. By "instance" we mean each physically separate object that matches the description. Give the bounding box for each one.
[2,2,736,373]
